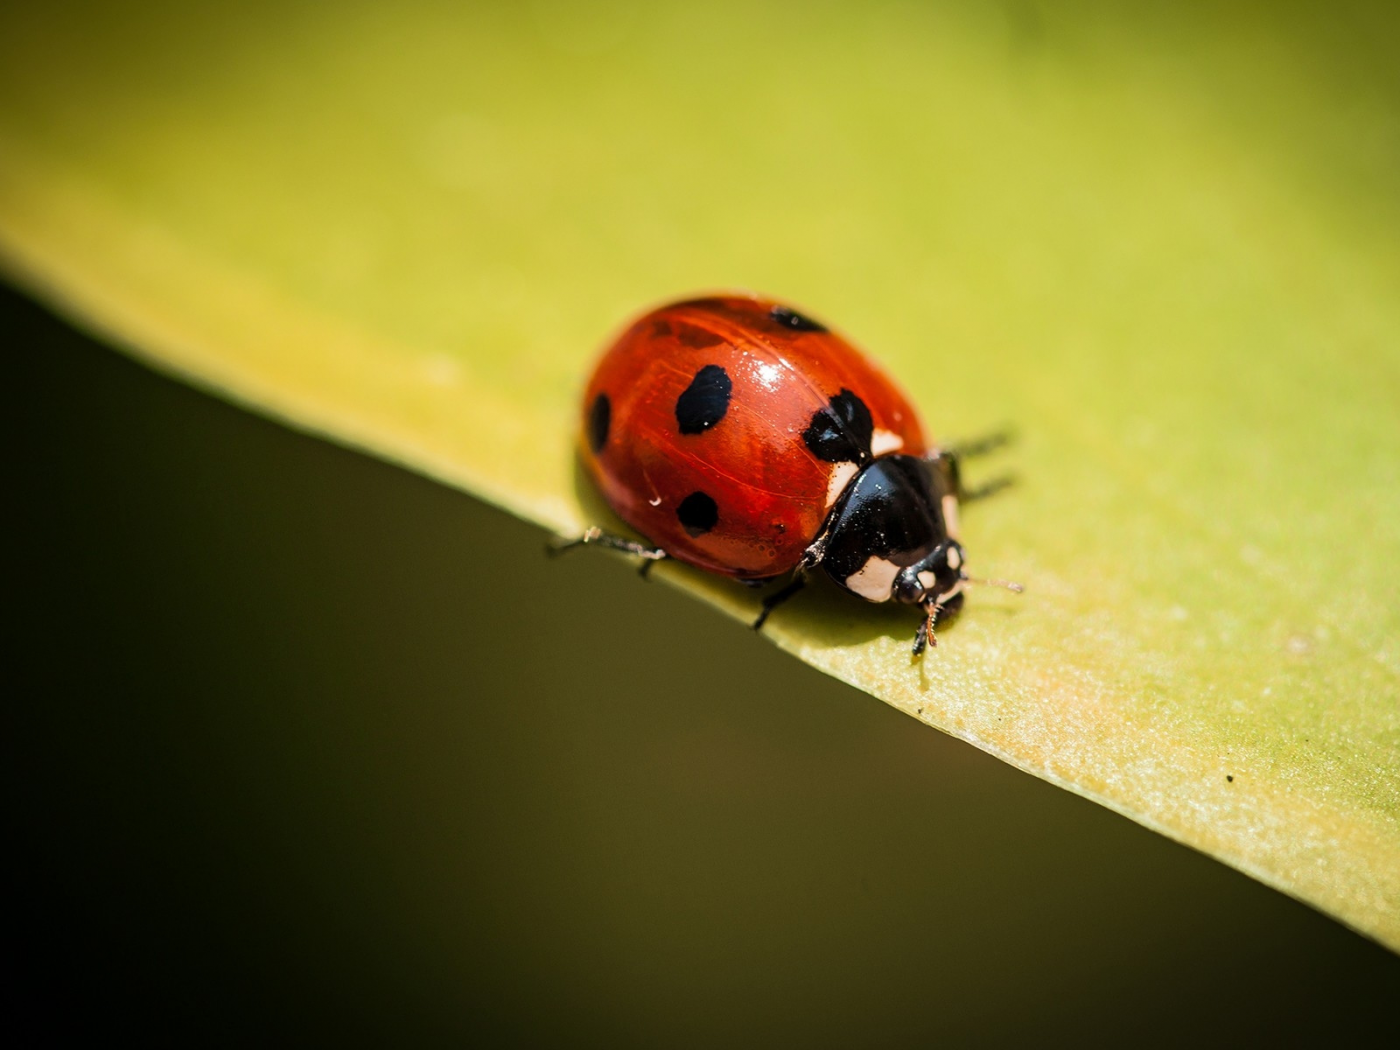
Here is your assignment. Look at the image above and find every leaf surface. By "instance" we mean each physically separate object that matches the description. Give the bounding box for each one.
[2,0,1396,948]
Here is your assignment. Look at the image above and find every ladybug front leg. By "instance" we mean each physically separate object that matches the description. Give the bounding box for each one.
[912,599,946,657]
[549,527,669,575]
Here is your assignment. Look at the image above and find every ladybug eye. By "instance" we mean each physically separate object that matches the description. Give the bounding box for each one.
[769,305,828,333]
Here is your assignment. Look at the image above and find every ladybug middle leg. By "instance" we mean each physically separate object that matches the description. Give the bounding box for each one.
[549,527,669,576]
[751,575,807,632]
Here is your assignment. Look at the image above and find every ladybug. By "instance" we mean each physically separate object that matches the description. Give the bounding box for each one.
[559,294,1019,655]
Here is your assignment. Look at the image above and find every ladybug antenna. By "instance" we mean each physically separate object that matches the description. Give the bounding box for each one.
[960,573,1024,594]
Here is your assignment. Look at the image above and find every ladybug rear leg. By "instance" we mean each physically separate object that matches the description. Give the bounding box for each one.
[959,475,1015,503]
[549,527,669,574]
[933,430,1016,504]
[751,576,807,632]
[947,429,1014,460]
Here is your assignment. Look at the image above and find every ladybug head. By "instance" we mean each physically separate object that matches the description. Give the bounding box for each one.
[891,541,968,609]
[818,455,1022,628]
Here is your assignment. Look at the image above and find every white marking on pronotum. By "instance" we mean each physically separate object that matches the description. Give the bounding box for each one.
[917,570,937,591]
[871,428,903,456]
[824,461,860,509]
[945,545,961,571]
[845,555,900,601]
[941,493,961,541]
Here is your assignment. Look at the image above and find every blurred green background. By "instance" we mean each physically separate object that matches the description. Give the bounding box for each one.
[8,285,1398,1040]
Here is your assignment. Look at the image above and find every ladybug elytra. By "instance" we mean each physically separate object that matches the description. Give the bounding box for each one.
[559,294,1018,655]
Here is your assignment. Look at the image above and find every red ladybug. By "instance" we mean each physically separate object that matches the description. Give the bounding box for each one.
[561,294,1018,655]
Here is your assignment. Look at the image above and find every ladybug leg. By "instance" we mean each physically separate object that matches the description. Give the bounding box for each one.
[959,475,1016,504]
[912,600,944,657]
[637,553,671,580]
[930,441,1015,504]
[549,527,668,566]
[751,575,807,632]
[946,429,1014,460]
[798,535,830,573]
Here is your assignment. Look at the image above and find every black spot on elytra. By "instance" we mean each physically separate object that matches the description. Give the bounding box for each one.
[770,305,828,333]
[675,364,732,435]
[677,491,718,536]
[802,389,874,463]
[587,393,611,453]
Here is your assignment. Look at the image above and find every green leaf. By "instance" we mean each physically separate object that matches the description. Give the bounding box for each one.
[2,0,1397,948]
